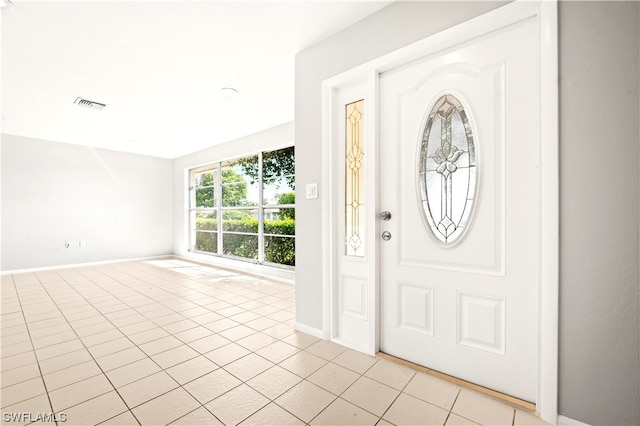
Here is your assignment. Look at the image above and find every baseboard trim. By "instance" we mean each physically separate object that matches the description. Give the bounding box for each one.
[0,254,172,276]
[294,322,328,339]
[557,415,591,426]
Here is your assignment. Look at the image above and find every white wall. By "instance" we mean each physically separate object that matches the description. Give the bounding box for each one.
[171,122,294,280]
[558,2,640,424]
[1,134,173,271]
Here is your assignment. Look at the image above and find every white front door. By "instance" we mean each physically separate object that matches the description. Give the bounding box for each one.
[379,17,539,401]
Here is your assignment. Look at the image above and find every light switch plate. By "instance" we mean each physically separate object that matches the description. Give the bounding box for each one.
[306,183,318,199]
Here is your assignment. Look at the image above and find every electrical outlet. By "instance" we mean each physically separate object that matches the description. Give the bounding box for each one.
[79,240,86,248]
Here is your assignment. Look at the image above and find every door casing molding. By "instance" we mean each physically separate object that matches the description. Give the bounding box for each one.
[320,1,558,422]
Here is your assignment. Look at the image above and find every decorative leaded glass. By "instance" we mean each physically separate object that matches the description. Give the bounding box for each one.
[346,99,365,257]
[419,94,477,244]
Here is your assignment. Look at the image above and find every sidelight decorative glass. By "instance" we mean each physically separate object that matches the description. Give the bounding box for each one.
[345,99,365,257]
[419,94,477,244]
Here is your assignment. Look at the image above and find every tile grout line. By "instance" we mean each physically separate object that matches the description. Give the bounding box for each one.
[64,261,296,425]
[235,338,326,422]
[53,266,228,425]
[6,261,470,426]
[6,260,528,424]
[306,360,360,424]
[312,353,449,425]
[112,260,293,314]
[304,349,392,425]
[148,288,306,425]
[153,275,300,425]
[12,264,284,408]
[26,269,144,425]
[50,267,229,425]
[442,389,462,426]
[175,336,304,424]
[6,273,59,426]
[111,266,295,423]
[375,367,417,425]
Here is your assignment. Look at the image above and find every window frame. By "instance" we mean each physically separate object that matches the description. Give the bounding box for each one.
[188,146,295,270]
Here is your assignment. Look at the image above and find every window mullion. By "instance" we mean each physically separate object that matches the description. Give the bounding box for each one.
[258,152,265,264]
[188,170,198,252]
[216,163,223,256]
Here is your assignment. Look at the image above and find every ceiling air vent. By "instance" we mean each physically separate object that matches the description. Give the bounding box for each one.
[74,97,106,110]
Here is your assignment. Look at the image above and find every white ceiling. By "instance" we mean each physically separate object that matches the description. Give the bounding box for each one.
[1,0,390,158]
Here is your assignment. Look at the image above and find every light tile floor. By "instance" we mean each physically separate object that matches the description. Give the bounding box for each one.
[1,259,550,426]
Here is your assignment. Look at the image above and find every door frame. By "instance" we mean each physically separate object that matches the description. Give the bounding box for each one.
[320,0,558,422]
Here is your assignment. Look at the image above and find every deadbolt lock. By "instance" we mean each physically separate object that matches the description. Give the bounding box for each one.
[380,211,392,221]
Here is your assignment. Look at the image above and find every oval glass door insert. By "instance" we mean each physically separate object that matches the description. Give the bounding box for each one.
[418,94,477,245]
